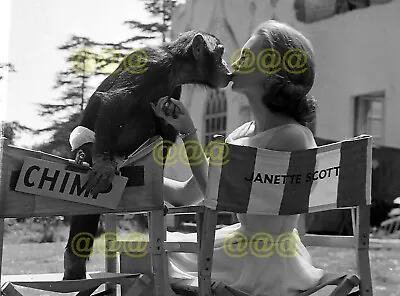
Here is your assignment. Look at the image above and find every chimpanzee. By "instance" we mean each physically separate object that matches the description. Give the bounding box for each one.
[63,30,232,280]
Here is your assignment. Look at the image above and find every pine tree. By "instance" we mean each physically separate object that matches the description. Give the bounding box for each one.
[1,121,32,146]
[33,36,101,157]
[124,0,179,43]
[0,63,16,80]
[33,1,180,157]
[1,64,28,146]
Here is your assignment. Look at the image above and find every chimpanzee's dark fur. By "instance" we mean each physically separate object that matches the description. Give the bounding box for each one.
[63,30,231,280]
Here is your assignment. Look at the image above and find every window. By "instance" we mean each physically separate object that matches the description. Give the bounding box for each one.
[294,0,393,24]
[204,89,227,148]
[354,92,385,146]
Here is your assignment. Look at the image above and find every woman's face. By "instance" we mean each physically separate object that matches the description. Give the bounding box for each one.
[230,35,270,94]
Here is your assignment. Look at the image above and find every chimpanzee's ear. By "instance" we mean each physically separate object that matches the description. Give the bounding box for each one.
[190,33,207,60]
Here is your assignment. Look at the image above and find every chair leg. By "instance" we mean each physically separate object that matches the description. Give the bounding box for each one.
[198,209,218,296]
[357,249,373,296]
[0,217,4,290]
[105,213,117,296]
[356,206,373,296]
[196,212,204,250]
[149,210,176,296]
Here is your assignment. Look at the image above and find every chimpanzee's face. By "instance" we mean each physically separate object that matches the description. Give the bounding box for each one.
[206,42,232,88]
[186,33,232,89]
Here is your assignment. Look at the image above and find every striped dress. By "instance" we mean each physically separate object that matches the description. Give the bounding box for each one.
[167,122,325,296]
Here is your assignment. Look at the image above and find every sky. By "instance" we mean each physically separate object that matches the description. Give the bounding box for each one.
[2,0,179,147]
[0,0,12,132]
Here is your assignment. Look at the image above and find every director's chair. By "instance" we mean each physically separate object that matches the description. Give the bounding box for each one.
[148,134,373,296]
[0,136,174,296]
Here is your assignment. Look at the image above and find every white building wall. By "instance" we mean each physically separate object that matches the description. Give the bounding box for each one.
[173,0,400,140]
[301,1,400,148]
[165,0,400,181]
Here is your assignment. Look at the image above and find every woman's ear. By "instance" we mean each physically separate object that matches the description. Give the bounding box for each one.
[262,75,275,93]
[263,74,286,98]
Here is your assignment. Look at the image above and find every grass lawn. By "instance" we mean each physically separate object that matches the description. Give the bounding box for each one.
[1,238,400,296]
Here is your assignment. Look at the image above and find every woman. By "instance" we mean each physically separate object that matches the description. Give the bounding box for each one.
[151,20,324,296]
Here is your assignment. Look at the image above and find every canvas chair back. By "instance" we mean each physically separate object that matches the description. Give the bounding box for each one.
[0,142,164,218]
[204,134,372,214]
[197,134,373,295]
[0,138,168,296]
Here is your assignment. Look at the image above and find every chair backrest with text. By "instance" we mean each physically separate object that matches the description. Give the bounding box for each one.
[205,134,372,215]
[198,134,373,296]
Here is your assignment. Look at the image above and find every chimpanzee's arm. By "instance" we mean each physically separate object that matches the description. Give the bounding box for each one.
[85,63,133,156]
[93,90,132,157]
[84,89,133,195]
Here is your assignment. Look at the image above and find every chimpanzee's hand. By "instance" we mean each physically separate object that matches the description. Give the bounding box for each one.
[85,154,118,196]
[150,96,196,134]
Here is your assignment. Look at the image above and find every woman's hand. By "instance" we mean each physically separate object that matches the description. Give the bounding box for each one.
[150,96,196,134]
[152,96,209,198]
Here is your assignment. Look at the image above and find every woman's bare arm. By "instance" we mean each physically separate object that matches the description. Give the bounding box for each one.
[180,131,209,197]
[151,96,209,205]
[162,131,210,207]
[163,175,204,206]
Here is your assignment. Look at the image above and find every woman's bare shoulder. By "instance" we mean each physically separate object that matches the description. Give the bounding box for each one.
[266,124,316,152]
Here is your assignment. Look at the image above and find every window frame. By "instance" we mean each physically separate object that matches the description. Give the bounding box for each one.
[354,91,385,147]
[203,89,228,149]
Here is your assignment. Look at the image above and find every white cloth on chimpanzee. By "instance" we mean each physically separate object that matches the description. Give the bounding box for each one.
[167,121,325,296]
[69,126,95,151]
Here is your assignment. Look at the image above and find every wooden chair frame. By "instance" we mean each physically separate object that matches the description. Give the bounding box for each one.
[156,205,371,296]
[0,140,171,296]
[135,135,374,296]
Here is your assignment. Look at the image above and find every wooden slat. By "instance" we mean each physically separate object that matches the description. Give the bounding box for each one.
[301,234,355,248]
[166,205,203,214]
[166,207,238,217]
[1,145,164,218]
[1,273,64,286]
[115,234,358,251]
[297,272,353,296]
[165,242,199,253]
[1,282,24,296]
[1,272,144,292]
[114,241,199,254]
